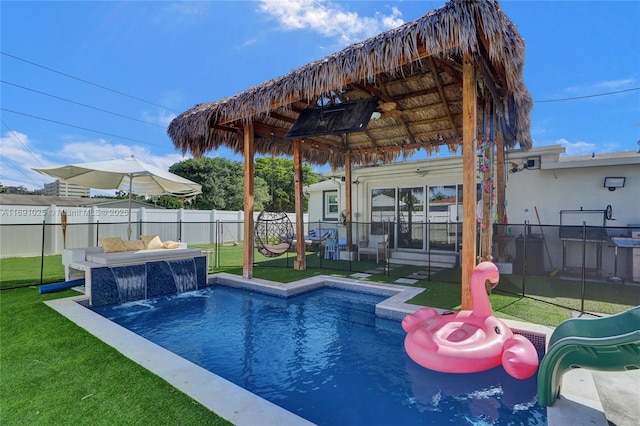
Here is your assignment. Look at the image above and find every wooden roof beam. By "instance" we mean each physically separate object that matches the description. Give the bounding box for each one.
[350,138,460,155]
[266,111,297,124]
[251,122,289,139]
[374,74,417,146]
[382,81,461,103]
[360,126,460,147]
[408,112,460,128]
[474,50,506,106]
[427,57,459,138]
[299,138,347,153]
[434,57,462,85]
[212,123,241,133]
[350,81,394,103]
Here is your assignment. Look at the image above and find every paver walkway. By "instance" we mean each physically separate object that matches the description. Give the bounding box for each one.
[350,265,444,284]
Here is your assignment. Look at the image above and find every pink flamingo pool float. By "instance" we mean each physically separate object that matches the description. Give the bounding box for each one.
[402,262,539,379]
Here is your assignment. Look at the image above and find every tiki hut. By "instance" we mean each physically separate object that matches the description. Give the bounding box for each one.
[168,0,533,309]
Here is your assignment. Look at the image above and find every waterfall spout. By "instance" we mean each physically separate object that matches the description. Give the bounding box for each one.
[111,265,147,303]
[167,258,198,293]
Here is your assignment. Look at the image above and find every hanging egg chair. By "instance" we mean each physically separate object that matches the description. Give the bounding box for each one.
[254,151,295,258]
[255,201,294,258]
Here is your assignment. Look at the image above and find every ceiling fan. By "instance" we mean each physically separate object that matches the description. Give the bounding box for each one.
[378,101,403,118]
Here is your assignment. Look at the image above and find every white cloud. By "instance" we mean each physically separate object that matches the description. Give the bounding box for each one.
[153,1,211,27]
[564,77,636,95]
[258,0,403,45]
[56,140,187,171]
[594,78,635,90]
[142,109,176,128]
[0,130,49,189]
[237,38,259,49]
[57,139,144,164]
[556,138,596,156]
[0,132,191,191]
[0,130,45,167]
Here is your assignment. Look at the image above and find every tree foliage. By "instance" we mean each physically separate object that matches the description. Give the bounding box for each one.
[169,156,323,212]
[255,157,321,211]
[155,195,184,209]
[169,157,269,211]
[1,184,41,195]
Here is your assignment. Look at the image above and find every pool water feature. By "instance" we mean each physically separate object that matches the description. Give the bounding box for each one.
[166,258,199,293]
[92,285,546,425]
[89,256,207,306]
[111,265,147,302]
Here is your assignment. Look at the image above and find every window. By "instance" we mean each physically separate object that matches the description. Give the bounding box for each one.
[323,190,339,220]
[428,185,457,222]
[370,188,396,235]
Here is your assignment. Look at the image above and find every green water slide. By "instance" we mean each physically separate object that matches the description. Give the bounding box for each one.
[537,306,640,407]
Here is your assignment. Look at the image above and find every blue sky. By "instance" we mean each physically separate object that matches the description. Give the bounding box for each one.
[2,0,639,192]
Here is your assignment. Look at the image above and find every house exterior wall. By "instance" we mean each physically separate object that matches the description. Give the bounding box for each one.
[307,146,639,227]
[505,161,638,227]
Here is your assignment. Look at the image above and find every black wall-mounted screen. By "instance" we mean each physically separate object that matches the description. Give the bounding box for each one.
[285,96,379,139]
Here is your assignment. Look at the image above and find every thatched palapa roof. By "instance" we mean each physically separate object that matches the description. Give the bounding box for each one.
[168,0,532,169]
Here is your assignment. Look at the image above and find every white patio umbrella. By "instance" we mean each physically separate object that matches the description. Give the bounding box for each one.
[34,156,202,239]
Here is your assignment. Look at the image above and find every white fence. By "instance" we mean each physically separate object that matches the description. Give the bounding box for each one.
[0,205,307,258]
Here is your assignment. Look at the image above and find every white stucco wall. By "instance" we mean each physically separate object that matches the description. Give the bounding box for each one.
[505,160,639,227]
[306,146,639,227]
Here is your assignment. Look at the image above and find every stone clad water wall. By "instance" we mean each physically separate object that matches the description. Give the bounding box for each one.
[90,256,208,307]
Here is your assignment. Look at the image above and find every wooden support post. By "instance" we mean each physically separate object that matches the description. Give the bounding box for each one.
[345,149,353,254]
[293,139,306,270]
[496,122,507,261]
[243,122,255,279]
[480,97,493,261]
[461,54,477,310]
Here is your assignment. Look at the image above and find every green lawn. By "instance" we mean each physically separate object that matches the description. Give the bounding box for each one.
[0,255,65,290]
[0,287,232,426]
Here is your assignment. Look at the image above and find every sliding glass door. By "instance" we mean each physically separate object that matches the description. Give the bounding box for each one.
[369,183,475,253]
[370,188,396,247]
[427,185,458,251]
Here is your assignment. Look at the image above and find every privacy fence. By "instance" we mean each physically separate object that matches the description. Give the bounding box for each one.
[1,205,638,316]
[0,205,272,257]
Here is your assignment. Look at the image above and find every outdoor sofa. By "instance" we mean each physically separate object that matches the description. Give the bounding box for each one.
[62,235,203,281]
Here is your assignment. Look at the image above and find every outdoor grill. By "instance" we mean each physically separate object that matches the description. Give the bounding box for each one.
[558,207,611,277]
[611,227,640,283]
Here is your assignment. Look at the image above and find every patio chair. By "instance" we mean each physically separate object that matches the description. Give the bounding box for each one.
[358,234,388,263]
[324,238,339,260]
[307,228,337,243]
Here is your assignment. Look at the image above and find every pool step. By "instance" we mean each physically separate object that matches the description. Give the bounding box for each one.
[389,250,458,268]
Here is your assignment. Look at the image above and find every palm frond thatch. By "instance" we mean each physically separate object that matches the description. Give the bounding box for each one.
[168,0,532,169]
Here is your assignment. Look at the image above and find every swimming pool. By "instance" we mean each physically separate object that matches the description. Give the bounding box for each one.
[92,285,546,425]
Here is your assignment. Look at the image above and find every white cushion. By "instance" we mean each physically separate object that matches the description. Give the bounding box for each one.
[86,248,202,265]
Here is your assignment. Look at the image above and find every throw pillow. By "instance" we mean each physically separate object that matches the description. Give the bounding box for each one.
[162,240,180,249]
[141,235,163,249]
[99,237,127,253]
[124,239,145,251]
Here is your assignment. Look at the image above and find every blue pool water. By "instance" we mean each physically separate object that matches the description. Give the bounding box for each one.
[92,286,546,425]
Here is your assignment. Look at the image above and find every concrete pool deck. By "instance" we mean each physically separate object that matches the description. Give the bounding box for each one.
[45,274,627,426]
